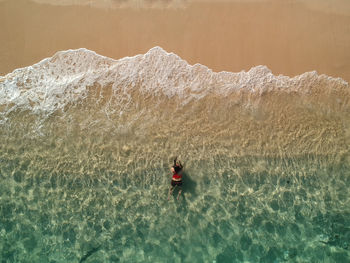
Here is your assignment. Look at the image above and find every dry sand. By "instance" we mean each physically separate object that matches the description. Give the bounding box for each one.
[0,0,350,82]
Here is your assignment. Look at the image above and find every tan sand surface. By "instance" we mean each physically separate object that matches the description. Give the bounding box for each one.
[0,0,350,81]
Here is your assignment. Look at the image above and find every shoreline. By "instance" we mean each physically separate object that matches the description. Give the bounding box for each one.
[1,0,349,81]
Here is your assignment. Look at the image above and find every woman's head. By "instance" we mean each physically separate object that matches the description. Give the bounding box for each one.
[174,166,181,173]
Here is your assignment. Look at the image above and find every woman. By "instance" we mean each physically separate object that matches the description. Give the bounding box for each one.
[168,157,183,200]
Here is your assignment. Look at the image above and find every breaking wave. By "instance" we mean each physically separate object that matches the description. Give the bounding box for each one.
[1,47,349,156]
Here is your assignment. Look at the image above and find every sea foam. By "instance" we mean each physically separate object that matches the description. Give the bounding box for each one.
[1,46,348,121]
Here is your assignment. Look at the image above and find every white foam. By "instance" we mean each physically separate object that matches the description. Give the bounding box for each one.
[0,46,348,120]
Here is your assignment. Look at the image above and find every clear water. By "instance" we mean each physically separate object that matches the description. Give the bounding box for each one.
[0,48,349,262]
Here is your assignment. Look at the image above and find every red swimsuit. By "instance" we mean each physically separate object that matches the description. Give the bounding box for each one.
[172,173,182,181]
[171,172,183,187]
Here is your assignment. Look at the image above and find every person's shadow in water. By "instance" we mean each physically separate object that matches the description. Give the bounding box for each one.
[181,171,197,198]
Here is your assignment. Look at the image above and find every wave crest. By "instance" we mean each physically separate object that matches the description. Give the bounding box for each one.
[1,47,348,116]
[0,47,349,157]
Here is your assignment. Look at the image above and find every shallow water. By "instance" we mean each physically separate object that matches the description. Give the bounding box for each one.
[0,47,349,262]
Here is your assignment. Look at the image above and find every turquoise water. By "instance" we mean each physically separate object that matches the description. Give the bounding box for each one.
[0,48,349,262]
[1,151,349,262]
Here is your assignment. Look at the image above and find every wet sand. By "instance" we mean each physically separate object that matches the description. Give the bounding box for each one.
[1,0,350,82]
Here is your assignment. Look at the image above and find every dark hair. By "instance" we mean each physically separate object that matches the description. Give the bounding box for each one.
[173,165,182,173]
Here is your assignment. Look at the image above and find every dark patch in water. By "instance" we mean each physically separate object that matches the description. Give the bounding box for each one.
[181,172,197,197]
[320,233,349,250]
[79,245,101,263]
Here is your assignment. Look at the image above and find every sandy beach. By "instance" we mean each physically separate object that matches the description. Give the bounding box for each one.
[1,0,350,82]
